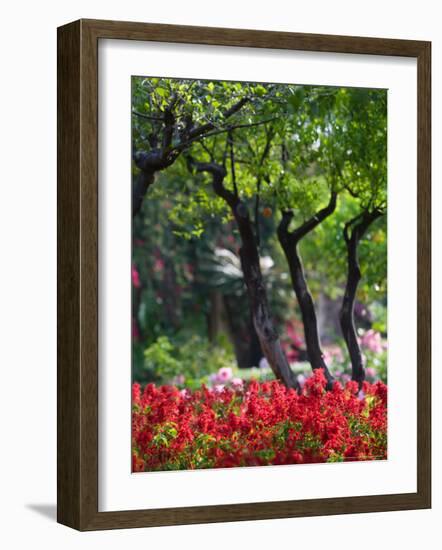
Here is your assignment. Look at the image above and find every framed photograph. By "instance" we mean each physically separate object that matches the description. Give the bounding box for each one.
[57,19,431,531]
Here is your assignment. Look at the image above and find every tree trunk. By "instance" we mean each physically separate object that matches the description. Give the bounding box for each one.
[279,233,334,388]
[340,210,383,387]
[132,96,250,219]
[340,239,364,385]
[277,194,337,389]
[194,160,298,390]
[132,170,155,218]
[237,216,298,388]
[223,296,264,368]
[247,313,264,368]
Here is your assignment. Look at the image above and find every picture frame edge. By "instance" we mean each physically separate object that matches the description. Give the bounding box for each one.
[57,18,432,531]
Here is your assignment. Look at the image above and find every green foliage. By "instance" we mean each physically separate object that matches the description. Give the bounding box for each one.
[298,192,387,301]
[370,301,388,334]
[341,89,387,210]
[132,76,388,383]
[144,336,178,379]
[143,335,236,389]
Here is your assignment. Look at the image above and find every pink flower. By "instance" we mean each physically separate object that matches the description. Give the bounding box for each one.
[297,374,307,387]
[366,367,377,378]
[231,377,244,388]
[217,367,233,382]
[323,345,344,365]
[359,330,384,354]
[132,265,141,288]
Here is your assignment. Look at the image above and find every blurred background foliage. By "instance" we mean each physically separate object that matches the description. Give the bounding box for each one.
[131,77,387,387]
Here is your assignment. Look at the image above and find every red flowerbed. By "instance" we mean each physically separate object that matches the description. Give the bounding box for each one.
[132,370,387,471]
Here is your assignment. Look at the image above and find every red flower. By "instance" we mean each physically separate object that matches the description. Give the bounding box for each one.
[131,369,387,471]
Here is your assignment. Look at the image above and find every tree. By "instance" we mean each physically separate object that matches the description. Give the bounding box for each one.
[132,79,301,382]
[338,89,387,386]
[271,87,347,388]
[277,195,337,388]
[194,86,340,387]
[187,152,299,390]
[132,77,387,392]
[132,78,260,218]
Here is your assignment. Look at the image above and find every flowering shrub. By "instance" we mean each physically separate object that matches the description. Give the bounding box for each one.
[132,369,387,471]
[282,320,306,362]
[359,329,386,354]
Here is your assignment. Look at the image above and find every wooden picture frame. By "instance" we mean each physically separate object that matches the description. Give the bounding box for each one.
[57,18,431,531]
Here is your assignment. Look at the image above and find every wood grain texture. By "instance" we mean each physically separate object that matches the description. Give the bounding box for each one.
[57,20,81,529]
[57,19,431,531]
[416,42,431,506]
[84,18,427,57]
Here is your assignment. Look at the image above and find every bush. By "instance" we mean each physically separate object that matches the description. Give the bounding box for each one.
[143,335,236,389]
[132,369,387,471]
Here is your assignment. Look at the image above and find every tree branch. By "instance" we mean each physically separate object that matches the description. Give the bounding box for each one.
[162,107,175,150]
[187,96,249,140]
[343,212,365,244]
[255,177,262,247]
[187,157,236,208]
[344,208,384,246]
[132,110,164,122]
[228,131,239,197]
[278,210,294,235]
[291,191,338,242]
[354,208,384,242]
[259,128,274,167]
[173,117,277,154]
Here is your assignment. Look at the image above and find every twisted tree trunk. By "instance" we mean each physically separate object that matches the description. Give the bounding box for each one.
[340,209,383,387]
[132,169,155,218]
[277,193,337,389]
[194,160,299,390]
[132,149,178,218]
[132,96,250,219]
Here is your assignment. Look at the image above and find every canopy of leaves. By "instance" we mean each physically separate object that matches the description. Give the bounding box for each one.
[132,76,387,378]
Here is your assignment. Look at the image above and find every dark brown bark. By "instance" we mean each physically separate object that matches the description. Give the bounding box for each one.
[340,209,383,387]
[132,169,155,218]
[193,160,299,390]
[132,148,178,218]
[277,193,337,389]
[247,313,264,368]
[210,293,261,368]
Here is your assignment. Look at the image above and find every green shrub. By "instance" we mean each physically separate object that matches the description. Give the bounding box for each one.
[143,334,236,389]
